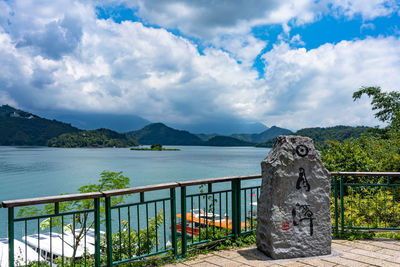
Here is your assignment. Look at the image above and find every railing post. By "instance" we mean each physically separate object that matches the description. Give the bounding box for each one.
[231,180,241,239]
[340,176,345,235]
[94,198,101,267]
[8,207,14,267]
[237,180,241,236]
[105,196,113,267]
[170,188,178,258]
[334,176,339,237]
[181,186,187,258]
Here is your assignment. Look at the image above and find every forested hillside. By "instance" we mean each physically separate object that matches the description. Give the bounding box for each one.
[47,128,138,147]
[256,125,373,148]
[127,123,203,145]
[0,105,79,146]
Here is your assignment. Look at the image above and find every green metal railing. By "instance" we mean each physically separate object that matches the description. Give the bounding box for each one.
[1,172,399,266]
[331,172,400,237]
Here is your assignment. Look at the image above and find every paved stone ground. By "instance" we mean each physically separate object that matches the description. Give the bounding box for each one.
[164,238,400,267]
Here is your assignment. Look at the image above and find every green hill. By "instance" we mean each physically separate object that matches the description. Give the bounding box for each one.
[256,125,372,148]
[47,128,139,148]
[0,105,79,146]
[127,123,203,145]
[203,136,254,146]
[232,126,292,143]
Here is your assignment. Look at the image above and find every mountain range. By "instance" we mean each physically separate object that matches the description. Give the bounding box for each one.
[0,105,373,147]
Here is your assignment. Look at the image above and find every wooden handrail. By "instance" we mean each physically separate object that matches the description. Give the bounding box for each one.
[102,182,179,197]
[1,192,103,208]
[1,172,399,208]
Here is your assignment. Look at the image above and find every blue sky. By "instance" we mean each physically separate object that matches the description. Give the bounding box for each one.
[0,0,399,132]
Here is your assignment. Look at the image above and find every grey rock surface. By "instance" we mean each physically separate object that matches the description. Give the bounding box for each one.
[256,135,331,259]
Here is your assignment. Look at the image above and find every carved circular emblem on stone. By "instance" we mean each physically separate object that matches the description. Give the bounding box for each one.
[296,145,309,157]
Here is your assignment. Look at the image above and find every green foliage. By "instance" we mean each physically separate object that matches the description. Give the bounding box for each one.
[111,210,164,259]
[321,87,400,184]
[332,188,400,230]
[353,86,400,124]
[151,144,163,150]
[336,230,376,241]
[375,232,400,240]
[47,128,139,148]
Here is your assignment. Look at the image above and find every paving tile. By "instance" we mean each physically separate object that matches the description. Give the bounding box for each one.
[349,255,400,267]
[349,248,392,260]
[331,243,354,252]
[332,239,349,244]
[168,239,400,266]
[377,248,400,257]
[211,249,242,259]
[186,261,220,267]
[298,259,337,267]
[367,240,400,251]
[322,256,370,267]
[340,240,382,251]
[228,254,271,266]
[203,255,244,267]
[237,247,268,261]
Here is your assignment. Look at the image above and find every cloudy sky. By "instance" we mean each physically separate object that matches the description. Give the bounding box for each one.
[0,0,399,132]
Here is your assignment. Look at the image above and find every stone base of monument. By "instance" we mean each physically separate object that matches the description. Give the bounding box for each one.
[256,135,331,259]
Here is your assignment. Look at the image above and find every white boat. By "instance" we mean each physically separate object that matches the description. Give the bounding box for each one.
[65,228,105,245]
[0,238,44,266]
[22,232,95,262]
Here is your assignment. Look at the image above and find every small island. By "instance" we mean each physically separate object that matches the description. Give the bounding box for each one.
[130,144,180,151]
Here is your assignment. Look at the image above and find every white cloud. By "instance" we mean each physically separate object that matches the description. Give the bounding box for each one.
[326,0,399,20]
[1,0,400,131]
[259,37,400,129]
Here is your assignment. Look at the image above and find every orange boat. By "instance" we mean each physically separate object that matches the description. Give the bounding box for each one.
[175,209,248,232]
[173,223,200,237]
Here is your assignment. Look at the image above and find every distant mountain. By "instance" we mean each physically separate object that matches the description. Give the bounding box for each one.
[127,123,203,145]
[203,136,254,146]
[0,105,79,146]
[195,133,219,141]
[47,128,138,148]
[170,120,268,135]
[256,125,373,148]
[232,126,293,143]
[51,113,151,133]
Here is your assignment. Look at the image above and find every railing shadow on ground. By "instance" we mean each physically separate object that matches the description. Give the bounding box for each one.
[0,172,399,266]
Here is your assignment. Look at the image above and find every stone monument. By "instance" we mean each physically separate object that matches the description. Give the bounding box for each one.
[256,135,331,259]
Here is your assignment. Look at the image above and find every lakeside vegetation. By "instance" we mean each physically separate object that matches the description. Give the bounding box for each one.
[130,144,180,151]
[47,128,139,148]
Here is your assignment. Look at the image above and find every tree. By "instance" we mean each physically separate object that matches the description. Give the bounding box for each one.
[321,87,400,181]
[353,86,400,124]
[18,171,130,264]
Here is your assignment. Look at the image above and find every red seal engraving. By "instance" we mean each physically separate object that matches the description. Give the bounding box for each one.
[282,221,290,231]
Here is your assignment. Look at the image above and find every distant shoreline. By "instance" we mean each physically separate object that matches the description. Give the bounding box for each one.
[130,147,180,151]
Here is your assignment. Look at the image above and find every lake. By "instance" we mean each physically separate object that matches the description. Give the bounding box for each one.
[0,146,270,236]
